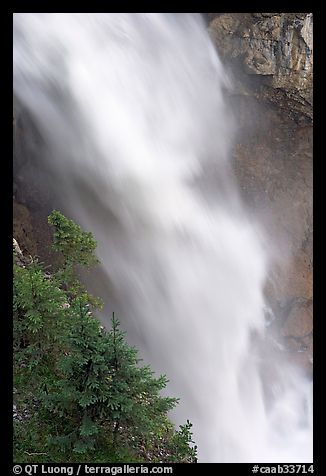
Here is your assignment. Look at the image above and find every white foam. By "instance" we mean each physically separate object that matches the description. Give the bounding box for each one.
[13,13,312,462]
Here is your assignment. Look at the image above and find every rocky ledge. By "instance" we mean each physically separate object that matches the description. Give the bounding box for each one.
[208,13,313,123]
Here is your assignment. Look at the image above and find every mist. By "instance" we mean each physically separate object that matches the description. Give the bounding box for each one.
[13,13,312,462]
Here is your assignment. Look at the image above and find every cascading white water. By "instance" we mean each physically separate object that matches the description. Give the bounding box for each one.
[13,13,312,462]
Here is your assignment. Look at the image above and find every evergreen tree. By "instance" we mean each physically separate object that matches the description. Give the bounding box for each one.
[13,258,67,373]
[48,210,99,290]
[13,211,197,463]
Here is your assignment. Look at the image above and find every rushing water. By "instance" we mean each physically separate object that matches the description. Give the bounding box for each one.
[13,13,312,462]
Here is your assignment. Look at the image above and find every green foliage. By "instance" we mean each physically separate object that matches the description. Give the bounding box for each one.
[48,210,99,288]
[43,309,179,456]
[48,210,98,268]
[13,260,68,372]
[168,421,198,463]
[13,211,197,463]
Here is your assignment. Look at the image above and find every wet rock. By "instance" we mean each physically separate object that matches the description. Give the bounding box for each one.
[278,252,313,302]
[228,83,312,373]
[282,304,313,338]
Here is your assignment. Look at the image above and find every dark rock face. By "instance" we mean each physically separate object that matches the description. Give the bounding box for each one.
[13,200,37,256]
[13,103,58,265]
[208,13,313,373]
[208,13,313,123]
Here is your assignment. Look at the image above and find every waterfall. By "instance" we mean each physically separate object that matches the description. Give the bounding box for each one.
[13,13,312,462]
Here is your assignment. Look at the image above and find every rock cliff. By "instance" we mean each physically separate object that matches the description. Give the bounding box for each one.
[208,13,313,123]
[207,13,313,373]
